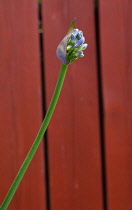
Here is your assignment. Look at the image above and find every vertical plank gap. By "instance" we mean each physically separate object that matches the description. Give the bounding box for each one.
[94,1,107,210]
[38,1,51,210]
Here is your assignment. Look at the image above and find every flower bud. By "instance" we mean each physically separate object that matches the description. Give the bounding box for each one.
[56,18,88,65]
[80,43,88,50]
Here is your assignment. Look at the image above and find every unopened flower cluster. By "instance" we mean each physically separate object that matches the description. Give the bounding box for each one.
[56,19,88,65]
[66,29,88,64]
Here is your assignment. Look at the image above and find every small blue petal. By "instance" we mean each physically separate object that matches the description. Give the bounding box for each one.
[74,37,85,47]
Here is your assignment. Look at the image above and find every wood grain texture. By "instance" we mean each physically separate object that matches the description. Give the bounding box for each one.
[0,1,46,209]
[42,0,103,209]
[99,0,132,209]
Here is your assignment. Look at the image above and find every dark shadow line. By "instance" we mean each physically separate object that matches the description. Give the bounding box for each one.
[38,2,51,210]
[94,1,107,210]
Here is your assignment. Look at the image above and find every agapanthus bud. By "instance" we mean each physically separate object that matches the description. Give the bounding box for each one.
[56,18,88,65]
[80,43,88,50]
[72,29,79,37]
[75,51,84,57]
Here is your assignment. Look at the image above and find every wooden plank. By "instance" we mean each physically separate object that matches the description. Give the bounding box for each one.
[42,0,103,209]
[99,0,132,209]
[0,1,46,209]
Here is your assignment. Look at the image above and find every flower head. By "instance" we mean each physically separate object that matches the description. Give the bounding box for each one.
[56,18,88,65]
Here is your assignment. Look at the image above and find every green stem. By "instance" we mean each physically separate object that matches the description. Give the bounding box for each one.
[0,63,68,210]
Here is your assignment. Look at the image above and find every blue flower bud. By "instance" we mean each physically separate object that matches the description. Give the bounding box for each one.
[74,37,85,48]
[70,34,75,42]
[72,29,79,37]
[75,51,84,57]
[80,43,88,50]
[77,31,83,39]
[79,53,84,57]
[56,18,88,65]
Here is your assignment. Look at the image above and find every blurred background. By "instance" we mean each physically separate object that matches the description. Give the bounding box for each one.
[0,0,132,209]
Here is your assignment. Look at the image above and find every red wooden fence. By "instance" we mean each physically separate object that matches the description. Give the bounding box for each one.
[0,0,132,210]
[99,0,132,209]
[0,1,46,209]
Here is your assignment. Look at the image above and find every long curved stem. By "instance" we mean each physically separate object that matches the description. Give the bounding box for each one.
[0,63,68,210]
